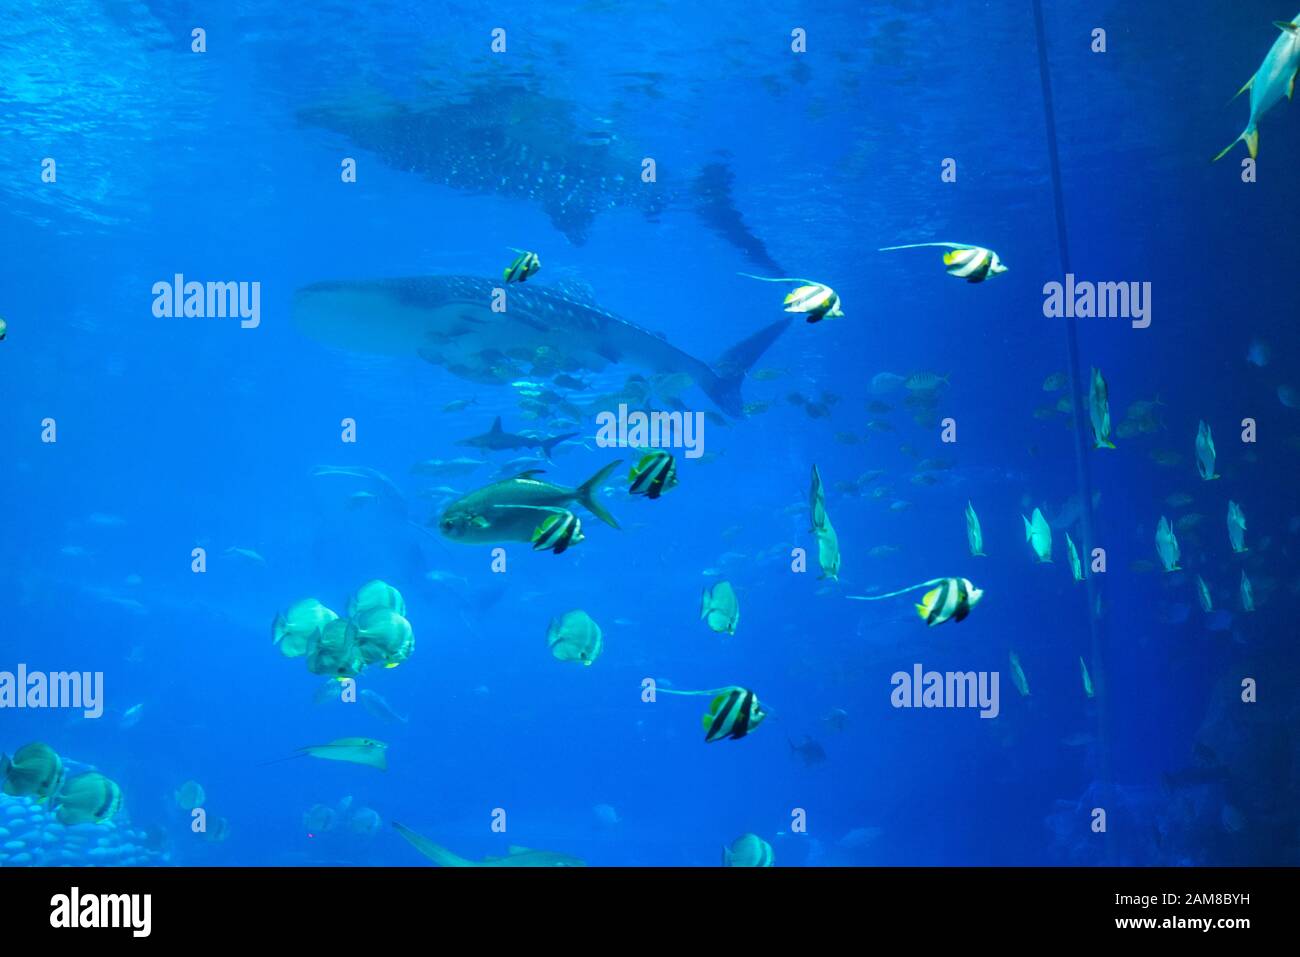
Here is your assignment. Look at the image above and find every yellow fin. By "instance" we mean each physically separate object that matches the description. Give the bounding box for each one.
[1245,127,1259,159]
[915,587,940,619]
[1229,75,1254,103]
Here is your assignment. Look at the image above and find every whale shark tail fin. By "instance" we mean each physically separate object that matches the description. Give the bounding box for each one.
[692,162,784,275]
[704,317,793,418]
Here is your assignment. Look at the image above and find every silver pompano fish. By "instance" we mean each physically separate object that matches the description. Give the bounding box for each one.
[294,276,790,418]
[437,463,621,543]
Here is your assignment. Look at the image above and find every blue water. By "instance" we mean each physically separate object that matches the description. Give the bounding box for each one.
[1,1,1297,867]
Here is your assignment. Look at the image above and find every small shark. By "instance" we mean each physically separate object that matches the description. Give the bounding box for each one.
[456,416,576,460]
[393,822,585,867]
[294,276,790,418]
[1214,15,1300,161]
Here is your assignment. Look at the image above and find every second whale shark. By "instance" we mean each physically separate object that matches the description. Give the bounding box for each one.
[293,275,790,418]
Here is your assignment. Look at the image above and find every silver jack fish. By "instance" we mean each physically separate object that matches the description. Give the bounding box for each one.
[1213,16,1300,161]
[294,276,790,418]
[437,463,621,544]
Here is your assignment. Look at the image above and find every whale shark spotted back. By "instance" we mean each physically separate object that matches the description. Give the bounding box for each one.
[293,275,791,418]
[298,84,783,272]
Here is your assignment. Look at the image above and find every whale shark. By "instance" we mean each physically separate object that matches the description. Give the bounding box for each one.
[293,275,791,418]
[298,83,783,272]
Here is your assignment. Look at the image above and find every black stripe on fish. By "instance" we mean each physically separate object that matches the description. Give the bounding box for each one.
[706,690,742,742]
[952,579,971,622]
[927,578,952,625]
[731,690,756,739]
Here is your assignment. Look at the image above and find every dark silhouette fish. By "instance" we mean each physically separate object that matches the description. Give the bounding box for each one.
[298,84,782,270]
[789,735,827,767]
[293,275,790,418]
[456,416,575,460]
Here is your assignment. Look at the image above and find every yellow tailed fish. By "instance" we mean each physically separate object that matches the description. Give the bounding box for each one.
[1213,17,1300,161]
[1088,367,1116,449]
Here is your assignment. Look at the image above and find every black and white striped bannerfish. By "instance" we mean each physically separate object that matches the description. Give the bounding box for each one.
[878,242,1007,283]
[739,273,844,322]
[513,506,584,554]
[657,685,768,742]
[628,450,678,499]
[503,248,541,283]
[849,576,984,627]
